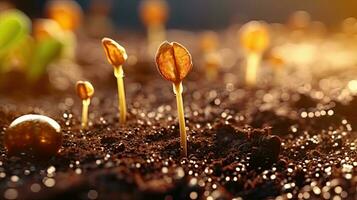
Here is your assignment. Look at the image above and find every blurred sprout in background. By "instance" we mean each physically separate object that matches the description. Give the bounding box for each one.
[0,0,356,92]
[0,9,63,85]
[0,1,85,90]
[0,10,31,73]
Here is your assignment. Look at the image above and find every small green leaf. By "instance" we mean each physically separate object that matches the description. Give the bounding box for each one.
[1,36,35,73]
[0,10,31,56]
[27,38,63,82]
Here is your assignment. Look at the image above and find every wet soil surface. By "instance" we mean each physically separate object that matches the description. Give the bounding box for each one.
[0,65,356,200]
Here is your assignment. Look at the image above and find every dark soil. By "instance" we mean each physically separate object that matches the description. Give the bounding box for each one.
[0,42,356,200]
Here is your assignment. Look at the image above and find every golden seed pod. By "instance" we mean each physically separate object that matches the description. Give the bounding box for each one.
[140,0,169,27]
[76,81,94,100]
[46,0,82,31]
[239,21,270,53]
[102,37,128,67]
[4,114,62,158]
[155,41,193,84]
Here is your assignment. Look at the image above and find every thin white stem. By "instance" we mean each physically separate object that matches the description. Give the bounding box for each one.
[246,53,261,87]
[114,66,127,125]
[173,82,187,157]
[81,99,90,129]
[148,24,165,55]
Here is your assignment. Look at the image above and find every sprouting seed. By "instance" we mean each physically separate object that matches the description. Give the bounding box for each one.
[199,31,219,54]
[199,31,221,81]
[155,41,193,157]
[203,52,221,81]
[33,19,63,40]
[45,0,82,59]
[45,0,82,31]
[4,114,62,158]
[101,37,128,125]
[76,81,94,129]
[239,21,270,87]
[268,49,285,85]
[139,0,169,55]
[0,9,30,56]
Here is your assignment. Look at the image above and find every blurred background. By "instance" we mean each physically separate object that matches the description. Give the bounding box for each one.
[4,0,357,30]
[1,0,356,96]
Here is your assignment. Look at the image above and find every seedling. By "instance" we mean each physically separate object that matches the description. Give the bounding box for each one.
[26,19,63,82]
[0,10,62,82]
[200,31,221,81]
[200,31,219,54]
[0,9,30,71]
[45,0,82,31]
[139,0,169,55]
[46,0,82,59]
[155,41,193,157]
[27,36,62,82]
[4,114,62,158]
[33,19,63,41]
[26,19,64,82]
[203,52,221,81]
[3,35,34,72]
[0,10,30,55]
[239,21,270,87]
[268,50,285,85]
[101,38,128,125]
[76,81,94,129]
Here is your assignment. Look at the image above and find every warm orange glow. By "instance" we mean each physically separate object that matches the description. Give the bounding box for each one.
[33,19,62,40]
[269,51,285,70]
[239,21,270,53]
[46,0,82,31]
[348,80,357,94]
[288,10,311,30]
[245,53,260,86]
[239,21,270,87]
[342,17,357,35]
[140,0,169,27]
[204,52,221,81]
[200,31,219,53]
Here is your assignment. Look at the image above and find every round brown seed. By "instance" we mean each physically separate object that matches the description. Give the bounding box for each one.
[4,114,62,158]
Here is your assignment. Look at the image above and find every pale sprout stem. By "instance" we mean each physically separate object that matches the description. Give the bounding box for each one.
[148,24,165,55]
[173,82,187,157]
[114,66,127,124]
[81,98,90,129]
[246,53,261,87]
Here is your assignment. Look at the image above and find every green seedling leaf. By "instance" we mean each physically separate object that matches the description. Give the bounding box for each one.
[27,37,62,82]
[1,36,35,73]
[0,10,31,57]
